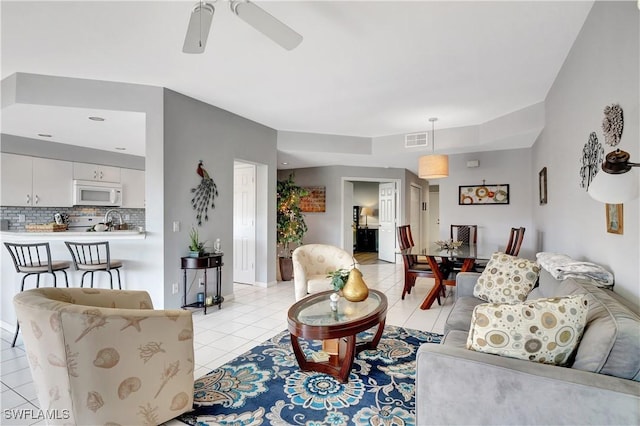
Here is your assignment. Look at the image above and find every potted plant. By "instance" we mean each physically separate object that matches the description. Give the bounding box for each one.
[327,268,350,292]
[277,174,309,280]
[188,226,205,257]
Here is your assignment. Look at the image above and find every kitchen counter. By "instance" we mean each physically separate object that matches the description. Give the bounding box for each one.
[1,230,146,240]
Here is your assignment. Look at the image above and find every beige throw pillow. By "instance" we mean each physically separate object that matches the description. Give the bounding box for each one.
[467,295,589,365]
[473,252,540,303]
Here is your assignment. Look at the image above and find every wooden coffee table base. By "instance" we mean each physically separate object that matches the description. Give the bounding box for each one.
[290,319,386,383]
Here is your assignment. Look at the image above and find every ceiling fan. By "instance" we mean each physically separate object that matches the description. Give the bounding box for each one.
[182,0,303,54]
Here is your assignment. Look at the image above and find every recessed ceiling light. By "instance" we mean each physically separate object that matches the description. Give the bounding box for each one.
[88,116,105,121]
[115,147,126,151]
[37,133,52,137]
[281,162,288,165]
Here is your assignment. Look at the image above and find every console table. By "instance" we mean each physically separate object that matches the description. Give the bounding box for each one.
[181,253,224,314]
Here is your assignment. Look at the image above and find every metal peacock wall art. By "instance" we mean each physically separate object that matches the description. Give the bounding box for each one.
[191,160,218,226]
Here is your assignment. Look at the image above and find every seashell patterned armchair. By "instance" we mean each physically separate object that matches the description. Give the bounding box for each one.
[13,287,195,425]
[292,244,359,301]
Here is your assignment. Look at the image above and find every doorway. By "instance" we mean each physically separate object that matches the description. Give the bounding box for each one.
[233,161,256,284]
[342,177,401,264]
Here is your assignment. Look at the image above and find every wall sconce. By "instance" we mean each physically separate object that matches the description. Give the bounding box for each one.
[588,149,639,203]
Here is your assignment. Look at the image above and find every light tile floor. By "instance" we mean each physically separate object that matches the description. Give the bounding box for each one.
[0,262,454,425]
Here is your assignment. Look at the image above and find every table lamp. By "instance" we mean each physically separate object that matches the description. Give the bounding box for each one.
[360,207,372,228]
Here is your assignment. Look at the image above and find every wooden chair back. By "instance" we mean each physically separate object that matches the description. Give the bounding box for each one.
[450,225,478,245]
[505,227,525,256]
[397,225,415,250]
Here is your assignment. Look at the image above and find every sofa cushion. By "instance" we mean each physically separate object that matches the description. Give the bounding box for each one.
[441,330,468,348]
[551,279,640,381]
[444,296,485,334]
[473,252,540,304]
[467,295,588,366]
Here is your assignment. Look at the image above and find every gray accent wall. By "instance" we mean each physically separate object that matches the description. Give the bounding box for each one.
[163,89,277,307]
[278,166,419,250]
[532,1,639,307]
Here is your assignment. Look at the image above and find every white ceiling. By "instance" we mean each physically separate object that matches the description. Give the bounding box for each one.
[1,1,593,169]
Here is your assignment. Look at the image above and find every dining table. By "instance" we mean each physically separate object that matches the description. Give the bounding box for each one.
[401,243,495,310]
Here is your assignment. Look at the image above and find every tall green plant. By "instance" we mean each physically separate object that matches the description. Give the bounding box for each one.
[277,174,309,257]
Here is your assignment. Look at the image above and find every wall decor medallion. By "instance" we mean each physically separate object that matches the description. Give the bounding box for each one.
[191,160,219,226]
[605,203,623,235]
[459,182,509,205]
[602,103,624,147]
[579,132,603,190]
[539,167,548,205]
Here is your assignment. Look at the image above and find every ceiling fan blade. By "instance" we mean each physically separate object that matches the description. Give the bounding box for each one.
[183,2,215,54]
[230,0,302,51]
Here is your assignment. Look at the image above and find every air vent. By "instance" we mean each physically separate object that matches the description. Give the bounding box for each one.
[405,132,428,148]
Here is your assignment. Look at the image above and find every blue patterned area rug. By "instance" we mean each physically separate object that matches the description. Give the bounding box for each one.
[178,325,442,425]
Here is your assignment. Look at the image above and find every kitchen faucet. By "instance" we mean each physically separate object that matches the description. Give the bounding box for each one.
[104,209,124,231]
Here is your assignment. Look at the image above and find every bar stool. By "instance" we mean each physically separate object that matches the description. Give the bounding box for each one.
[4,242,70,347]
[64,241,123,289]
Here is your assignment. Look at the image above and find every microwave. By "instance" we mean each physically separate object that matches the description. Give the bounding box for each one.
[73,180,122,206]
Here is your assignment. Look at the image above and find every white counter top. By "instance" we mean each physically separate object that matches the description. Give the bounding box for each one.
[1,230,146,240]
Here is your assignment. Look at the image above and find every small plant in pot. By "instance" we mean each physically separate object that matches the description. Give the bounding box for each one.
[327,268,350,293]
[188,227,205,257]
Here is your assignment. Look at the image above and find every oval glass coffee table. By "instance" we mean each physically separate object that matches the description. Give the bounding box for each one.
[287,289,388,383]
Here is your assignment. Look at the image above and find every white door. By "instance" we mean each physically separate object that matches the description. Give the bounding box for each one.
[233,163,256,284]
[428,187,440,242]
[343,181,355,254]
[378,182,397,263]
[409,184,422,249]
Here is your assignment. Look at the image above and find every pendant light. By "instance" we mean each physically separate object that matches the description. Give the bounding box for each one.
[418,117,449,179]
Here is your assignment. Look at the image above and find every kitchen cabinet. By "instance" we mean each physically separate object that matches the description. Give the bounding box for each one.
[1,153,73,207]
[73,162,121,183]
[120,168,145,208]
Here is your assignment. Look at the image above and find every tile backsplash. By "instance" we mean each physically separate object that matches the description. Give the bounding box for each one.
[0,206,145,231]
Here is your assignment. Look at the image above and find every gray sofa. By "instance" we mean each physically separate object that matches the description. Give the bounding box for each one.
[416,269,640,425]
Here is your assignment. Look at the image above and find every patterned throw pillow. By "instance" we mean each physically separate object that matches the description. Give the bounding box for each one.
[473,252,540,303]
[467,295,589,365]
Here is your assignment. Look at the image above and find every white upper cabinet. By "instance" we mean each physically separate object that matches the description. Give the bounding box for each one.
[73,162,121,183]
[1,153,73,207]
[120,168,145,208]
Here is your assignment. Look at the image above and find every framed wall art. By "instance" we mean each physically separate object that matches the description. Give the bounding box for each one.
[539,167,548,205]
[300,186,326,212]
[605,203,623,235]
[459,183,509,205]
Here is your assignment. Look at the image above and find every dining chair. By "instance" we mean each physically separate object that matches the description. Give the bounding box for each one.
[4,242,70,347]
[65,241,123,289]
[450,224,478,245]
[474,227,526,272]
[397,225,444,302]
[505,227,526,256]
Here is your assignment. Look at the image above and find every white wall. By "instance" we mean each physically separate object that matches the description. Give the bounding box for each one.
[533,1,639,307]
[438,148,534,257]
